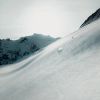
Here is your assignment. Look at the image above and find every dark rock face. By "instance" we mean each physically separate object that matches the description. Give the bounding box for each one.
[80,8,100,28]
[0,34,58,65]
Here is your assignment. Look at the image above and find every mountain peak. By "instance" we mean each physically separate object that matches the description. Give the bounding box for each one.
[80,8,100,28]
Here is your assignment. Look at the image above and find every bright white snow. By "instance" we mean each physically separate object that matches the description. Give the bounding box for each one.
[0,19,100,100]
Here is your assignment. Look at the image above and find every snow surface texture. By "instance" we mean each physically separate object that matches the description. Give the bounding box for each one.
[0,34,57,65]
[80,8,100,28]
[0,19,100,100]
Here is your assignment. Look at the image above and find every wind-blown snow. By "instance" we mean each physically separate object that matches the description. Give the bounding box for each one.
[0,19,100,100]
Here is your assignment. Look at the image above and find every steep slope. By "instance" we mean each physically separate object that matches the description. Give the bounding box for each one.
[0,19,100,100]
[80,8,100,28]
[0,34,57,65]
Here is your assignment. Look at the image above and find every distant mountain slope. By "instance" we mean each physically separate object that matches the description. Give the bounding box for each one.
[80,8,100,28]
[0,33,57,65]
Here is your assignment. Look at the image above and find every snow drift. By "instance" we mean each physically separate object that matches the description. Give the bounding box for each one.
[0,19,100,100]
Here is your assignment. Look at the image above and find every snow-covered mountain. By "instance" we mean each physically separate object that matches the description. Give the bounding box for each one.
[0,18,100,99]
[0,33,57,65]
[80,8,100,28]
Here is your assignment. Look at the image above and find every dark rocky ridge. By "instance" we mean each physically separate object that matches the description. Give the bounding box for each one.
[80,8,100,28]
[0,33,58,65]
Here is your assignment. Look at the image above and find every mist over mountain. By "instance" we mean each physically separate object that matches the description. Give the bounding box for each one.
[0,33,58,65]
[80,8,100,28]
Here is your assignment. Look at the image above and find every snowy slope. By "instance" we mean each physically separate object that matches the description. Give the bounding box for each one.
[0,19,100,100]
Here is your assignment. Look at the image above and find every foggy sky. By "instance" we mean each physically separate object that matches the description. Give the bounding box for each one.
[0,0,100,39]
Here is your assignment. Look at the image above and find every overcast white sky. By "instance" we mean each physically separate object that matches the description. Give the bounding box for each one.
[0,0,100,39]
